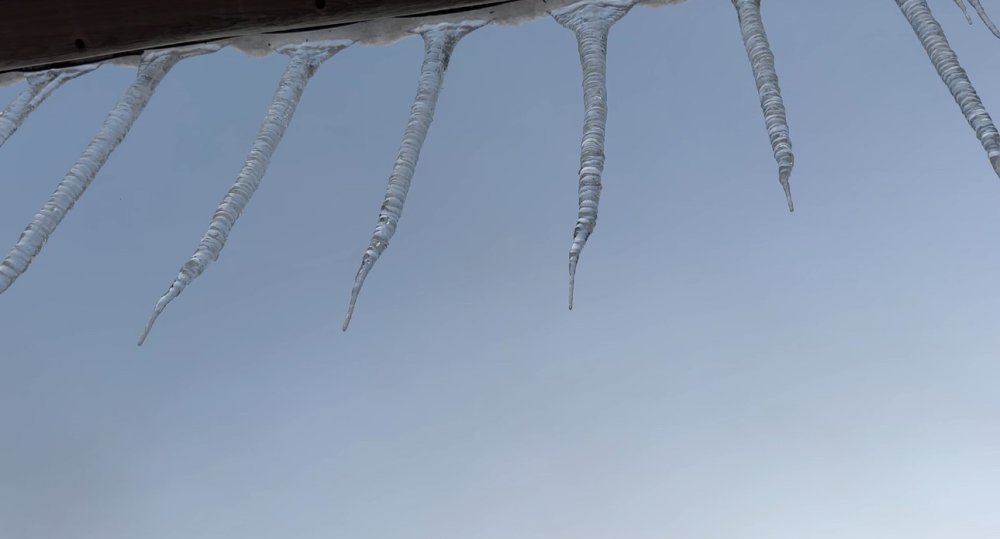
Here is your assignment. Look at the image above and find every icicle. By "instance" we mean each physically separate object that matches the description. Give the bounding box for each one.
[0,64,99,149]
[0,43,219,296]
[732,0,795,213]
[342,20,485,331]
[954,0,974,24]
[966,0,1000,38]
[896,0,1000,176]
[138,41,351,346]
[550,0,633,310]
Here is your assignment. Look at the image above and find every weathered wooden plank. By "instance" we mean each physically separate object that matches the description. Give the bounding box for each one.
[0,0,506,73]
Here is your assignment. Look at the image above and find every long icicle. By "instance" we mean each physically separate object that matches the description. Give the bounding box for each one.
[966,0,1000,38]
[551,0,633,311]
[0,64,100,149]
[342,20,485,331]
[0,43,220,296]
[732,0,795,213]
[138,41,351,346]
[954,0,974,24]
[896,0,1000,176]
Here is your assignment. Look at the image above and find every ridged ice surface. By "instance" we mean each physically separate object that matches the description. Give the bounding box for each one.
[0,64,99,149]
[732,0,794,212]
[138,41,351,346]
[896,0,1000,177]
[551,0,633,310]
[0,44,220,295]
[343,20,485,330]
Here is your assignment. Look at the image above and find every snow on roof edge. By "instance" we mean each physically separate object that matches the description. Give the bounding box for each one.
[0,0,684,87]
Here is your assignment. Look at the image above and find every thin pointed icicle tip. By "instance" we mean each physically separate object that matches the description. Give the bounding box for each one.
[342,21,484,331]
[966,0,1000,39]
[551,0,634,311]
[138,41,350,346]
[896,0,1000,180]
[732,0,795,213]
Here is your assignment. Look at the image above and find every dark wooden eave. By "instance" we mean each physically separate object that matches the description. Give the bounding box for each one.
[0,0,509,74]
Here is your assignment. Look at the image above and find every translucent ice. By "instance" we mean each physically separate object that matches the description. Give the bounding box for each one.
[0,44,219,295]
[0,64,99,149]
[732,0,794,212]
[138,41,351,346]
[551,0,633,310]
[343,21,485,330]
[896,0,1000,177]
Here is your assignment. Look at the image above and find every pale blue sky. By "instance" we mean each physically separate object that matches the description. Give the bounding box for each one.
[1,1,999,538]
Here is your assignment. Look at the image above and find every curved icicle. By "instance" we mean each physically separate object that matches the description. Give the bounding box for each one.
[953,0,974,24]
[342,20,485,331]
[896,0,1000,176]
[0,64,100,149]
[138,41,351,346]
[551,0,633,310]
[0,43,220,296]
[732,0,795,213]
[966,0,1000,38]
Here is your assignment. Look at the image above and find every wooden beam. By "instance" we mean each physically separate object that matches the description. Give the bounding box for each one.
[0,0,506,73]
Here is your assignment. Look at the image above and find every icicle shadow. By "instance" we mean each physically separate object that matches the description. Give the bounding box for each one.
[0,64,100,149]
[0,43,220,296]
[732,0,795,213]
[896,0,1000,177]
[138,40,351,346]
[551,0,633,310]
[342,20,485,331]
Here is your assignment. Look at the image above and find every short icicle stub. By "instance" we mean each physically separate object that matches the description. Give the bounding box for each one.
[342,20,486,331]
[550,0,634,310]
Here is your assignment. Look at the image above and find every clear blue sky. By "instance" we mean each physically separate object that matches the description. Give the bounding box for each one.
[1,1,998,537]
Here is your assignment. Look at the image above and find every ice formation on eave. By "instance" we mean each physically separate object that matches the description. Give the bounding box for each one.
[342,20,485,330]
[0,43,220,295]
[138,40,352,346]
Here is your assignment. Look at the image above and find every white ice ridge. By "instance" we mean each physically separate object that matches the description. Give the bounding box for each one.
[342,20,485,331]
[0,64,100,149]
[732,0,794,212]
[896,0,1000,177]
[551,0,634,310]
[0,43,220,296]
[138,41,351,346]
